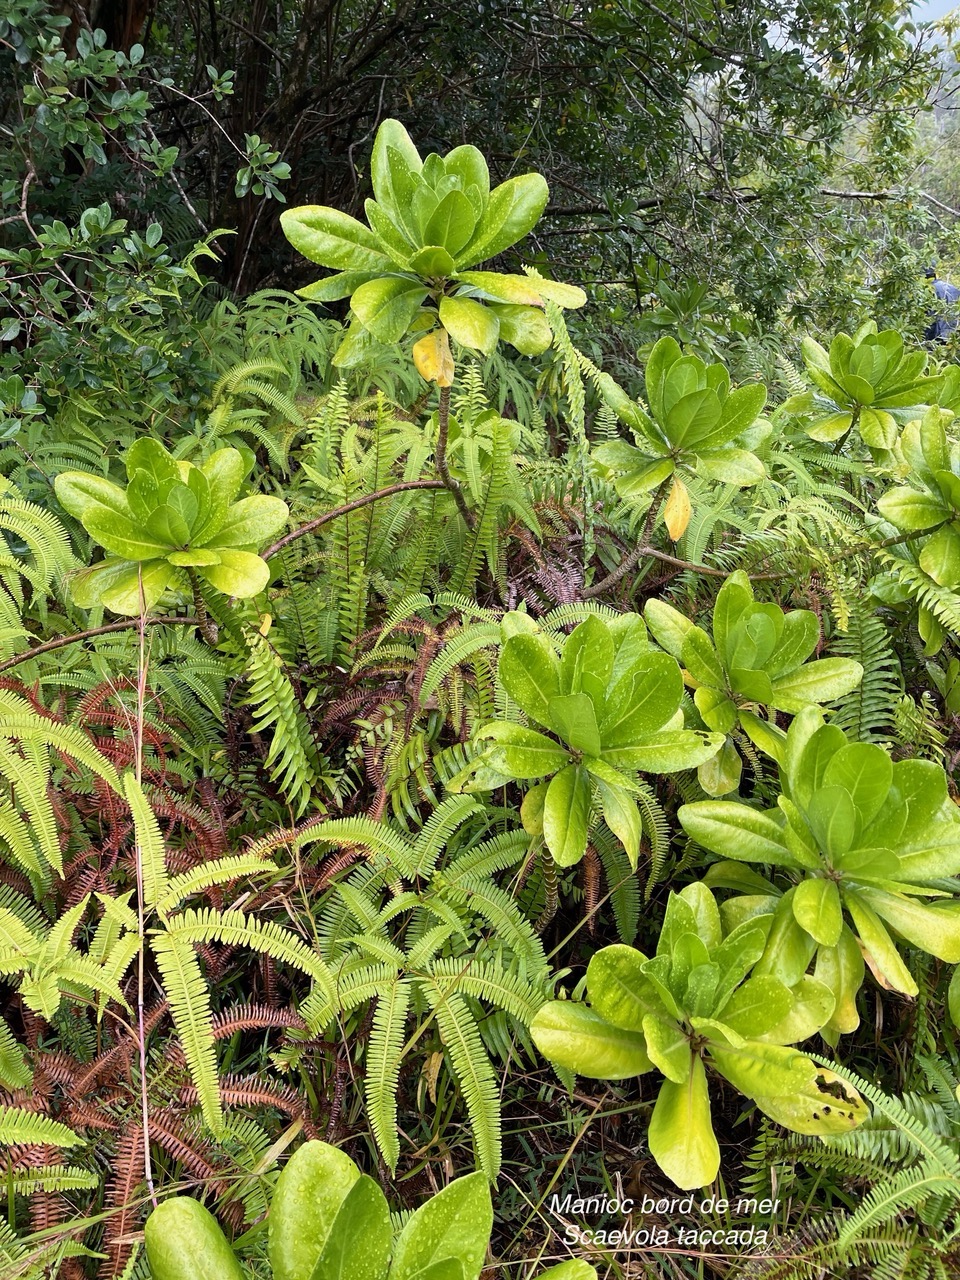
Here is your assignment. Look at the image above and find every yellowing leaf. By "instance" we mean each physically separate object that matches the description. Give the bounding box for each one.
[663,476,691,541]
[413,328,455,387]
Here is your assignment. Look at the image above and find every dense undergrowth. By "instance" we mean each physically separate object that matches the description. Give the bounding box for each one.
[3,112,960,1280]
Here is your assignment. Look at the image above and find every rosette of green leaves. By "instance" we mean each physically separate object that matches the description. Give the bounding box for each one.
[877,407,960,593]
[797,321,942,451]
[592,336,767,540]
[54,440,288,614]
[467,613,722,867]
[679,708,960,1041]
[531,882,865,1190]
[645,572,863,795]
[279,119,585,376]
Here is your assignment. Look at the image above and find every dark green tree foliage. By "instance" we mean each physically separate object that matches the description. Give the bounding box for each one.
[0,0,948,326]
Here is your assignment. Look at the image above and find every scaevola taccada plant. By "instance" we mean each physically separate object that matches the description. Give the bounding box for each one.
[144,1138,595,1280]
[794,320,942,453]
[280,119,585,383]
[461,612,722,867]
[679,707,960,1043]
[591,335,768,541]
[878,406,960,594]
[55,439,288,615]
[531,882,866,1190]
[645,571,863,794]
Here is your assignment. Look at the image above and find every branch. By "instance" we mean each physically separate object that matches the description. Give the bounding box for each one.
[0,616,201,675]
[263,480,448,558]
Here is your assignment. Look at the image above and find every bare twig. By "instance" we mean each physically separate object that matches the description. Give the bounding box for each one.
[0,616,200,675]
[263,481,448,558]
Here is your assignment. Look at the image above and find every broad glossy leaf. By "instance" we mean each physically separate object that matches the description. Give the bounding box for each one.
[595,779,641,868]
[487,303,552,356]
[197,548,270,598]
[212,495,289,549]
[858,885,960,963]
[777,797,825,870]
[697,383,767,449]
[521,272,587,309]
[560,614,614,707]
[390,1172,491,1280]
[298,270,380,302]
[459,173,549,265]
[603,729,721,773]
[438,295,499,354]
[599,651,682,745]
[647,1059,719,1190]
[594,374,662,443]
[679,802,791,865]
[759,975,836,1045]
[807,412,854,442]
[753,1066,867,1136]
[499,632,561,724]
[365,200,415,265]
[145,1200,244,1280]
[876,487,949,532]
[754,890,819,986]
[791,720,847,808]
[308,1174,391,1280]
[280,206,392,272]
[694,688,738,735]
[413,329,455,387]
[822,743,892,828]
[713,572,754,662]
[543,765,591,866]
[697,736,742,796]
[859,407,897,449]
[547,693,601,756]
[919,525,960,587]
[166,548,221,567]
[200,448,248,518]
[844,891,918,995]
[717,976,793,1038]
[55,472,132,524]
[480,723,570,778]
[442,144,490,203]
[728,666,773,704]
[644,599,694,658]
[681,628,724,687]
[409,246,458,277]
[663,475,691,540]
[805,786,858,861]
[814,926,864,1038]
[644,336,683,423]
[530,1002,652,1077]
[83,509,170,561]
[269,1141,361,1280]
[643,1015,692,1084]
[709,1040,813,1099]
[664,388,721,447]
[764,610,820,678]
[791,877,843,947]
[352,276,429,343]
[95,560,177,616]
[679,881,723,952]
[696,448,764,486]
[458,271,547,305]
[424,190,478,256]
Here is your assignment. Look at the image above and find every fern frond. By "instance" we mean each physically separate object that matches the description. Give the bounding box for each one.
[150,930,222,1134]
[423,982,501,1179]
[365,978,411,1172]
